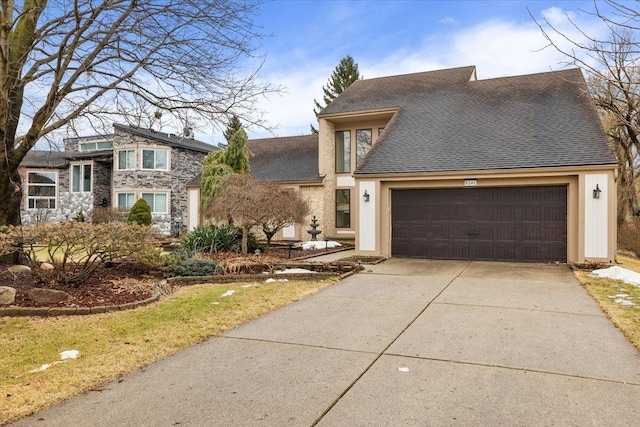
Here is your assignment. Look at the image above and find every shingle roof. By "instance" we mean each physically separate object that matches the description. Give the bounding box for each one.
[113,124,218,153]
[20,151,68,168]
[187,134,321,186]
[322,67,616,174]
[247,135,321,182]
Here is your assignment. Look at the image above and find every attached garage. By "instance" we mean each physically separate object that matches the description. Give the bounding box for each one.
[391,186,567,262]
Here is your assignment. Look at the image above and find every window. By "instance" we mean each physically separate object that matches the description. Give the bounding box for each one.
[141,193,168,214]
[71,163,92,193]
[335,131,351,173]
[356,129,372,168]
[79,141,113,151]
[117,193,135,209]
[27,171,57,209]
[118,150,135,170]
[142,149,168,170]
[335,189,351,228]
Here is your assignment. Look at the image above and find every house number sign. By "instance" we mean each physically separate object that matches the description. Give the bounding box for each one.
[463,179,477,187]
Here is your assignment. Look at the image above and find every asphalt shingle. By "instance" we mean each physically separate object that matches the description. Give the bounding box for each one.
[320,66,615,174]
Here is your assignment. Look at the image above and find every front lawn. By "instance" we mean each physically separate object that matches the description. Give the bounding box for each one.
[575,254,640,352]
[0,278,338,425]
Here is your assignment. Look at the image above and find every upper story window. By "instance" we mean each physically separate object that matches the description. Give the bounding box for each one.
[141,193,168,214]
[335,131,351,173]
[71,163,92,193]
[79,141,113,151]
[117,150,135,170]
[27,171,57,209]
[356,129,372,168]
[142,149,168,170]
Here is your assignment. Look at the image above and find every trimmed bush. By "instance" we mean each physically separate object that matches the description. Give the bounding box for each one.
[168,258,221,277]
[128,199,152,226]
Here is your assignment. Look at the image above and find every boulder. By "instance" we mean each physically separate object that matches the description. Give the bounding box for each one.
[40,262,55,271]
[8,265,31,274]
[0,286,16,305]
[27,288,72,305]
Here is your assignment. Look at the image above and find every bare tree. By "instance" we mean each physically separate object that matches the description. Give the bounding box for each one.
[204,174,258,254]
[0,0,277,227]
[257,184,308,248]
[534,1,640,222]
[204,174,309,252]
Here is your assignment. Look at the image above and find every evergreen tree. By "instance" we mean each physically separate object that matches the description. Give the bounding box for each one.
[220,115,243,148]
[311,55,362,133]
[224,128,251,174]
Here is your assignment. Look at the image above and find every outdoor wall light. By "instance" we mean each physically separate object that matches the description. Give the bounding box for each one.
[363,190,370,202]
[593,184,601,199]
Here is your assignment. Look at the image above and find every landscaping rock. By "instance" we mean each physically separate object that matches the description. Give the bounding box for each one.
[40,262,55,271]
[0,286,16,305]
[8,265,31,274]
[27,288,73,305]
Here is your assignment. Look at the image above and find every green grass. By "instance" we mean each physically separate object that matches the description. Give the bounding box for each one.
[575,254,640,352]
[0,278,338,425]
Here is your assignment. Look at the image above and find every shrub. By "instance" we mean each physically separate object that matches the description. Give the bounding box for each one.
[128,199,152,226]
[618,220,640,257]
[0,222,159,287]
[168,258,221,277]
[176,224,263,257]
[92,207,128,223]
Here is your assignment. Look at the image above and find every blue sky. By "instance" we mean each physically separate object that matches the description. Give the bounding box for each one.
[227,0,610,142]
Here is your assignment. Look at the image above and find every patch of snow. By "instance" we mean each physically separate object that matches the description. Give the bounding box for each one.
[301,240,341,250]
[241,283,259,288]
[211,302,220,305]
[398,367,410,372]
[30,364,52,373]
[264,278,289,283]
[220,290,235,297]
[60,350,80,360]
[590,266,640,287]
[276,268,317,274]
[615,298,636,306]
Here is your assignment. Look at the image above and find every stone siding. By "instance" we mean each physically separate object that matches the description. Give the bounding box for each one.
[93,161,112,208]
[112,128,207,235]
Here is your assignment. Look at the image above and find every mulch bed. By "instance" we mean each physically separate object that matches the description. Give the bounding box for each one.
[0,246,354,309]
[0,263,156,308]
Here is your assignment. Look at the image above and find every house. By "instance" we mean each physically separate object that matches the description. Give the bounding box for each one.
[20,124,217,235]
[190,65,617,264]
[186,135,323,240]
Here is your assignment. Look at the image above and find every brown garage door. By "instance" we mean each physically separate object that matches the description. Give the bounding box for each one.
[391,186,567,262]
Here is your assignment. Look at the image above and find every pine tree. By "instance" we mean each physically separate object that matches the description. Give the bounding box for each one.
[311,55,362,133]
[220,115,243,148]
[224,128,251,174]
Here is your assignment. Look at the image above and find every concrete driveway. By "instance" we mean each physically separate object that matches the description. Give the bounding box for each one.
[11,259,640,426]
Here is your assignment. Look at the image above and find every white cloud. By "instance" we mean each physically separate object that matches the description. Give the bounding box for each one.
[246,6,610,139]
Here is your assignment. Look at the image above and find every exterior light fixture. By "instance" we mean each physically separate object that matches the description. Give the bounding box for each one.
[593,184,601,199]
[363,190,370,202]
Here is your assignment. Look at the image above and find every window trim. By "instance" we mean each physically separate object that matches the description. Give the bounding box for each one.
[141,148,169,171]
[335,130,351,174]
[140,192,169,214]
[335,189,351,229]
[116,192,136,210]
[71,162,92,193]
[355,128,372,169]
[117,149,136,170]
[26,170,58,210]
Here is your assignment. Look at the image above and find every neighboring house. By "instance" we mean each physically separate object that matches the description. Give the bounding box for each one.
[19,124,217,235]
[189,65,617,264]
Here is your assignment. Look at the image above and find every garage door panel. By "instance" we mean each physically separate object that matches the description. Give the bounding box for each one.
[391,186,567,262]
